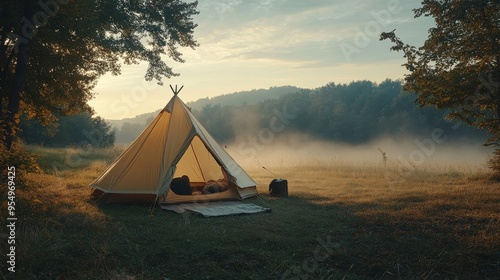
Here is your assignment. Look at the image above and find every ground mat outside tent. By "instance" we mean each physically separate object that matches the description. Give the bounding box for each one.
[160,201,271,217]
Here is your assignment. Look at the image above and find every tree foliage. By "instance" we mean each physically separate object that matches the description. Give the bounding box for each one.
[380,0,499,145]
[0,0,198,149]
[19,112,115,147]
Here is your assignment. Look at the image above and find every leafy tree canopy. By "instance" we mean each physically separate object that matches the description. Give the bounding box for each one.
[380,0,499,145]
[0,0,198,149]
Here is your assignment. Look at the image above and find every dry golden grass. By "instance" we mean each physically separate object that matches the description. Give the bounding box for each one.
[248,160,499,278]
[1,151,499,279]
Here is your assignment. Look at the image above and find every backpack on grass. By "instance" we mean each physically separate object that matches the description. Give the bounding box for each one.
[269,179,288,197]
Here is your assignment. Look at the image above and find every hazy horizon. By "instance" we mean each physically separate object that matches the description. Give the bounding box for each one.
[227,133,493,171]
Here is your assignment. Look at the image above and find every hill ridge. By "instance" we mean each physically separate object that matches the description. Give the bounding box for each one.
[107,85,303,126]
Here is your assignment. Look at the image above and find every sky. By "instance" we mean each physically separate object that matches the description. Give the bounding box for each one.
[88,0,435,120]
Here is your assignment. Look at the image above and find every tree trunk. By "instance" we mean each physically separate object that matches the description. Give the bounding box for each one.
[0,2,10,127]
[4,43,28,150]
[0,40,15,123]
[3,1,32,150]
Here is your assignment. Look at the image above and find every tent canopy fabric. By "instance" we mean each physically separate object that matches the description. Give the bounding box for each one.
[90,94,258,204]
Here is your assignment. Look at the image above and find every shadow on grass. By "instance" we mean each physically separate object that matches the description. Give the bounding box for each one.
[1,183,498,280]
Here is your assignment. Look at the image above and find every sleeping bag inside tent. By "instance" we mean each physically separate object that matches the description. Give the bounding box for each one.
[90,90,258,204]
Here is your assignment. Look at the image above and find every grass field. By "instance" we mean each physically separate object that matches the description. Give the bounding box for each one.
[1,147,499,279]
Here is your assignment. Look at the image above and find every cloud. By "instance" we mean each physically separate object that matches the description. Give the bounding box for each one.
[92,0,435,119]
[190,0,431,68]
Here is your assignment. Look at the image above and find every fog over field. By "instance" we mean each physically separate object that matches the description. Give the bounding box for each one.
[227,133,493,171]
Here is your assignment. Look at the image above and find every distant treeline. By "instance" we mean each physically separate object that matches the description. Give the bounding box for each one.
[187,86,303,111]
[19,112,115,148]
[19,79,487,147]
[194,79,486,144]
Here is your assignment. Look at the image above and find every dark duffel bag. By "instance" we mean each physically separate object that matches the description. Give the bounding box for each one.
[269,179,288,197]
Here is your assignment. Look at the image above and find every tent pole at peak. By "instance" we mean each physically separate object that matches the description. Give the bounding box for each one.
[169,85,184,95]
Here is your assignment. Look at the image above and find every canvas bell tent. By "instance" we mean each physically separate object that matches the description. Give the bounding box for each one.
[90,88,258,204]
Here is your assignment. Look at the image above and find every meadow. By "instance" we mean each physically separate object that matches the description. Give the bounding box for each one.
[0,146,498,279]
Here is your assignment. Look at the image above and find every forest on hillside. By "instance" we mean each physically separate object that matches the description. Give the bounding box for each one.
[196,79,485,145]
[18,80,486,147]
[187,85,304,111]
[112,79,486,145]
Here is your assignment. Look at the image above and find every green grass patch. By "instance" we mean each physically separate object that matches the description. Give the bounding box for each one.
[26,145,123,173]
